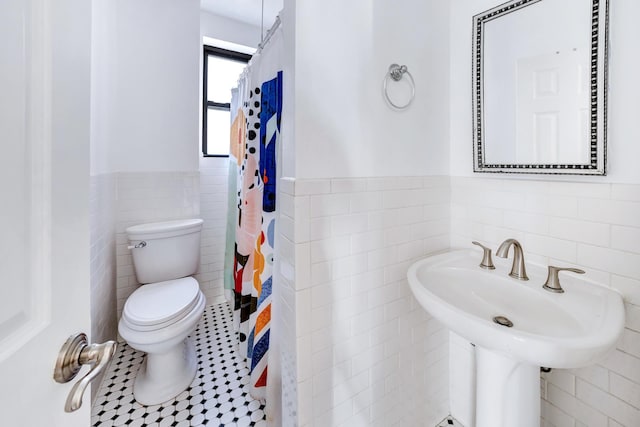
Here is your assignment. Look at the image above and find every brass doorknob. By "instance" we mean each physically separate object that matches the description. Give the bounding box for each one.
[53,333,117,412]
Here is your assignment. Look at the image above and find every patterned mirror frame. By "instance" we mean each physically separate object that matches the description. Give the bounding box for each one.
[472,0,609,175]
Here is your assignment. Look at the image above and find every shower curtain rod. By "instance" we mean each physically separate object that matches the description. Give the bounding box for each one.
[257,15,281,54]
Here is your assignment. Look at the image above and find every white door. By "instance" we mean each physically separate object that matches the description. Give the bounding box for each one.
[0,0,93,425]
[516,49,590,164]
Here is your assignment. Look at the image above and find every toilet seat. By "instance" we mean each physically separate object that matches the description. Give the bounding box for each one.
[123,277,201,331]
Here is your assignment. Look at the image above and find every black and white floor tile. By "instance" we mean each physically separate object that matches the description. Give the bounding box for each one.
[91,303,267,427]
[436,416,464,427]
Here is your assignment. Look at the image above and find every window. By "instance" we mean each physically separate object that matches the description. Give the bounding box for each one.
[202,46,252,157]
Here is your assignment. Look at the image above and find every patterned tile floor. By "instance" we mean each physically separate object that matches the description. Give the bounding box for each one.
[436,416,464,427]
[91,303,267,427]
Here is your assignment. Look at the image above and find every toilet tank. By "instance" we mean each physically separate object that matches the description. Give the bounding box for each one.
[126,218,203,284]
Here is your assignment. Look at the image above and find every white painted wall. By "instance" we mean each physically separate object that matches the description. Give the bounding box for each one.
[91,0,200,174]
[90,0,113,176]
[279,0,296,179]
[200,10,261,49]
[288,0,450,179]
[450,0,640,183]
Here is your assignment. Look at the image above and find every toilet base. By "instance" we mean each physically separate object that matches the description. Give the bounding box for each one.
[133,336,197,405]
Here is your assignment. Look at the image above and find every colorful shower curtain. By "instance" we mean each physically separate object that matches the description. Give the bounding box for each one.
[224,26,283,400]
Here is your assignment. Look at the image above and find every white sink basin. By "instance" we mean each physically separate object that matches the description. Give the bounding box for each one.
[407,249,624,368]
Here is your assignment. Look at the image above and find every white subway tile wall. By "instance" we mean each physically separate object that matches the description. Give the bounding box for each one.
[197,159,231,306]
[278,177,300,427]
[115,172,200,321]
[107,170,640,425]
[90,173,118,343]
[450,176,640,427]
[89,173,118,402]
[280,176,451,427]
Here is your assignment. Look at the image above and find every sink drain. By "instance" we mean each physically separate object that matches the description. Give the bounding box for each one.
[493,315,513,327]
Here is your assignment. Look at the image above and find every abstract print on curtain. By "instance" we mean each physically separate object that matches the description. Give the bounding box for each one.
[224,46,283,399]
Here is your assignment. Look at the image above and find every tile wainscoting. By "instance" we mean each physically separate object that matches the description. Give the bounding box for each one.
[90,173,118,402]
[114,172,200,320]
[113,162,231,330]
[197,158,231,307]
[105,171,639,426]
[90,173,118,344]
[450,176,640,427]
[277,176,451,427]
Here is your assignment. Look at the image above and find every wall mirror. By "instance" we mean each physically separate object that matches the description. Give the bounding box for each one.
[472,0,609,175]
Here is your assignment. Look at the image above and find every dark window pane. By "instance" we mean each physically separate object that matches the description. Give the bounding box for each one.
[203,46,251,156]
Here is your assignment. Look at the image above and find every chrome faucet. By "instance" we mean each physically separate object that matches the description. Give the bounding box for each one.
[496,239,529,281]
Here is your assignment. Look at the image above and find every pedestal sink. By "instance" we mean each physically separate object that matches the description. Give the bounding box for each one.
[407,249,624,427]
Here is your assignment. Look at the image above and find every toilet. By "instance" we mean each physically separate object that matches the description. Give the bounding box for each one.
[118,218,206,405]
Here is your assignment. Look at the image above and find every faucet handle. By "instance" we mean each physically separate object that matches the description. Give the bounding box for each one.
[472,241,495,270]
[542,266,585,293]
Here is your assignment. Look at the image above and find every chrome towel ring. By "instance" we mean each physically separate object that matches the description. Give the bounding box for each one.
[383,63,415,110]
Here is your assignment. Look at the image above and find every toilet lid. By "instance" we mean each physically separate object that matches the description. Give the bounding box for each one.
[123,277,201,328]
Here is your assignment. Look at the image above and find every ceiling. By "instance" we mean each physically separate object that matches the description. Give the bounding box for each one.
[200,0,283,29]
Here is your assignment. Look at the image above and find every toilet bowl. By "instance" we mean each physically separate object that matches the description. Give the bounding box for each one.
[119,218,206,405]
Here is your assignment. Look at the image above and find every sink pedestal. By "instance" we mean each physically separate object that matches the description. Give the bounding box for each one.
[476,346,539,427]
